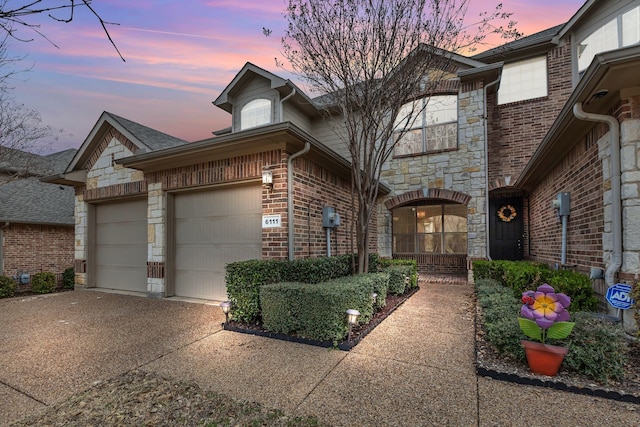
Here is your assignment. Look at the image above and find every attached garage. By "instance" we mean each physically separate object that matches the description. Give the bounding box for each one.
[172,184,262,300]
[93,199,148,292]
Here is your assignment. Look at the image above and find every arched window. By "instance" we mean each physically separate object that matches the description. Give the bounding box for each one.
[392,203,467,254]
[240,99,272,130]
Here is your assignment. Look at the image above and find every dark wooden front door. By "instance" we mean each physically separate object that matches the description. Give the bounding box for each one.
[490,197,524,260]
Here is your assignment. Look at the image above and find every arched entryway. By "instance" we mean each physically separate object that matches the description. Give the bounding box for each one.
[385,188,470,274]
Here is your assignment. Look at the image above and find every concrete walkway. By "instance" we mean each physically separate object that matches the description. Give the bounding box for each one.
[1,283,639,426]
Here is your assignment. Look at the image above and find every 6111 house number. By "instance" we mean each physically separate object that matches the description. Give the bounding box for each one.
[262,214,281,228]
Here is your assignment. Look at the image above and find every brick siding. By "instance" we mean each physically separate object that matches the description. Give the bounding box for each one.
[488,44,573,184]
[526,125,605,273]
[2,223,74,281]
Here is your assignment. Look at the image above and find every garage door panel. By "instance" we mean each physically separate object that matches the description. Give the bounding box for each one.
[173,185,262,300]
[94,199,147,293]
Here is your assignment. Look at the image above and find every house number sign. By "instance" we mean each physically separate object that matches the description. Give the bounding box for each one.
[262,214,282,228]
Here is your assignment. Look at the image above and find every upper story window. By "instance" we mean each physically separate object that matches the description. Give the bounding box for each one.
[498,56,548,105]
[577,5,640,73]
[240,98,272,130]
[393,95,458,156]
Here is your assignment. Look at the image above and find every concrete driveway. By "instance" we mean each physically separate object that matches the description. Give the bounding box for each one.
[2,285,639,426]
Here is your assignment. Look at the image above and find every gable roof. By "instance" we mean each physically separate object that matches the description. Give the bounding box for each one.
[61,111,188,180]
[214,62,317,116]
[472,24,564,62]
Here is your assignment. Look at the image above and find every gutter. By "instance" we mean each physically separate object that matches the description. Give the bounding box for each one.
[483,75,501,260]
[288,142,310,260]
[572,103,621,288]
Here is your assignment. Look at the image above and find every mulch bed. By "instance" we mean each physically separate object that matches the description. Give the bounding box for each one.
[223,287,419,351]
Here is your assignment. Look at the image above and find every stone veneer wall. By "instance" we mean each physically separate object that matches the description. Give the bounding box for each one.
[378,84,488,279]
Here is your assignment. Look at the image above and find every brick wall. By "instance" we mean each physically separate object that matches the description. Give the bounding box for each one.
[488,43,574,184]
[2,223,74,280]
[527,125,605,273]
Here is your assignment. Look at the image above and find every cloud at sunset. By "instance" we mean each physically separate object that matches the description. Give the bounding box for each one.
[6,0,586,153]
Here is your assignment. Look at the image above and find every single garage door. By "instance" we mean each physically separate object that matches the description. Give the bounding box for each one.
[174,185,262,300]
[94,199,147,292]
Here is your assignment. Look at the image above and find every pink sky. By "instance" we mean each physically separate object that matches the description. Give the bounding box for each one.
[7,0,586,154]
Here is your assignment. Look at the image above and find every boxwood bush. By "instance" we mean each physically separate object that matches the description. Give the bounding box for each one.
[62,267,75,289]
[260,274,376,342]
[31,272,56,294]
[0,275,16,298]
[475,278,629,382]
[473,260,598,312]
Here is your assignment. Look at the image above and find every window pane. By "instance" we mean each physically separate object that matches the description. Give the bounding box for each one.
[444,204,467,232]
[394,129,422,156]
[416,206,442,232]
[623,6,640,46]
[578,18,618,72]
[498,56,548,104]
[426,123,457,151]
[444,233,467,254]
[418,234,441,253]
[394,100,422,130]
[425,95,457,125]
[393,207,416,234]
[393,235,415,253]
[241,99,271,130]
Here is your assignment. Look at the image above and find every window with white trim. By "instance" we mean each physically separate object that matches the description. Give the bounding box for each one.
[577,6,640,73]
[240,98,272,130]
[393,95,458,156]
[498,56,548,105]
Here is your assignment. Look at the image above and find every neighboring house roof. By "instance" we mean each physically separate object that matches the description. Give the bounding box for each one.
[472,24,564,62]
[0,147,76,225]
[0,177,74,225]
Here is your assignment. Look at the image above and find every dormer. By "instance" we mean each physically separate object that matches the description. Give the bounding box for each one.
[213,62,318,134]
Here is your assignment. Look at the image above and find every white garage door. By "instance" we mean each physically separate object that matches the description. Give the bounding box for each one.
[94,199,147,292]
[173,185,262,300]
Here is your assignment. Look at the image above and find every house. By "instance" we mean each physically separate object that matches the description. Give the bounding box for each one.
[49,0,639,331]
[0,147,76,287]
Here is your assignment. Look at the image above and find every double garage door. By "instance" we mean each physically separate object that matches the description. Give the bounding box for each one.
[93,185,262,300]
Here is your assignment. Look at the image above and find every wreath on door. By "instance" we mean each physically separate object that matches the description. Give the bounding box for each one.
[497,204,517,222]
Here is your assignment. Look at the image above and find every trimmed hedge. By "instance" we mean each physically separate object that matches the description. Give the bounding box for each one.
[472,260,598,312]
[260,274,377,342]
[0,275,16,298]
[369,272,389,310]
[225,255,354,323]
[31,272,56,294]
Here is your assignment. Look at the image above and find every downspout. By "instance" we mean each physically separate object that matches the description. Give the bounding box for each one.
[573,103,621,287]
[288,142,310,260]
[280,88,296,122]
[483,76,501,260]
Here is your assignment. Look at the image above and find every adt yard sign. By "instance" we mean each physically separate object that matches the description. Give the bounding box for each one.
[606,283,635,310]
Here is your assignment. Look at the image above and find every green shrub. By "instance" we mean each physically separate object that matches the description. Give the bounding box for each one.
[385,265,416,295]
[260,274,375,342]
[31,272,56,294]
[225,259,287,323]
[62,267,75,289]
[547,270,598,312]
[283,255,352,283]
[0,275,16,298]
[369,272,389,310]
[476,277,630,382]
[502,261,549,293]
[562,312,628,382]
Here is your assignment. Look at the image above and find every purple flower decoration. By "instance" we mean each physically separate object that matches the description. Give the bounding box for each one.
[520,283,571,329]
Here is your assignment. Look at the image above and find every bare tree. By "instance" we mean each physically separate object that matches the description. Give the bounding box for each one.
[0,0,123,60]
[278,0,519,272]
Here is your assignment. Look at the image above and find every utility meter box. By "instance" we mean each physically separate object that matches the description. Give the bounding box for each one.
[552,192,571,216]
[322,206,341,228]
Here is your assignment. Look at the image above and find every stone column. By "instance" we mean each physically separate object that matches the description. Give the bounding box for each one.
[147,182,166,297]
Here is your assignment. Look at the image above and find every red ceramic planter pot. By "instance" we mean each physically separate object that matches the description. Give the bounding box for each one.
[521,340,569,377]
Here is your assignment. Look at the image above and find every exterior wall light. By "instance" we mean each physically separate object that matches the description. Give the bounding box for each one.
[262,170,273,189]
[220,301,231,325]
[346,309,361,343]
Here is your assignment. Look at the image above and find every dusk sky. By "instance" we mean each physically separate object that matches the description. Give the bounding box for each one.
[7,0,586,154]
